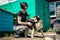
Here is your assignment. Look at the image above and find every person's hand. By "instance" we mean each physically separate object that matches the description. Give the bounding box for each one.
[27,22,32,26]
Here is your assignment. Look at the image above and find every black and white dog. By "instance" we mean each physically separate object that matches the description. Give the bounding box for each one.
[27,16,43,38]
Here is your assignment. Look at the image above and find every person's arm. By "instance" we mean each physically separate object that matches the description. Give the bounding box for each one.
[18,16,28,25]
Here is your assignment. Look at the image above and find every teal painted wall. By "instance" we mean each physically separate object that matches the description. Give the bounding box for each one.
[44,1,50,31]
[36,0,50,31]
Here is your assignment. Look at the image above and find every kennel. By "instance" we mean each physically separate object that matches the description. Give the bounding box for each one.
[0,9,13,31]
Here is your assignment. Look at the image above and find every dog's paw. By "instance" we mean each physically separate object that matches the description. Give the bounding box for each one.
[31,35,34,38]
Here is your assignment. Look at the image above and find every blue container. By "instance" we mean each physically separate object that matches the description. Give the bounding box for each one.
[0,9,13,32]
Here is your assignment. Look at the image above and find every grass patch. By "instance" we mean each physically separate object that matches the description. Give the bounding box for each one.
[47,28,55,32]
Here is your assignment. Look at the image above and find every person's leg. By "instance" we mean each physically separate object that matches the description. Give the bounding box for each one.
[20,26,28,37]
[14,26,20,38]
[14,25,28,37]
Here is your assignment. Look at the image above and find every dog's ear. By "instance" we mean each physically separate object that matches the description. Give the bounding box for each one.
[36,16,40,21]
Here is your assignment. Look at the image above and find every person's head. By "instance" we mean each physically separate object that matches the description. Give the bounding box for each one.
[20,2,28,10]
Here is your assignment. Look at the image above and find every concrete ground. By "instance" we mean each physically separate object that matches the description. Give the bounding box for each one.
[0,37,44,40]
[0,32,56,40]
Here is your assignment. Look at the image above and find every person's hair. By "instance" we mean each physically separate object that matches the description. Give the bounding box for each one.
[20,2,28,9]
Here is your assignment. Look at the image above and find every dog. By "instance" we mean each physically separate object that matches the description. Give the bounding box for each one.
[27,16,43,38]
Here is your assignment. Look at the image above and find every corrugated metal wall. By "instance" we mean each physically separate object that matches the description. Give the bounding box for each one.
[0,9,13,31]
[44,1,50,31]
[36,0,50,31]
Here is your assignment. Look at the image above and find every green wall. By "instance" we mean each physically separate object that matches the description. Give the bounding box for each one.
[36,0,50,31]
